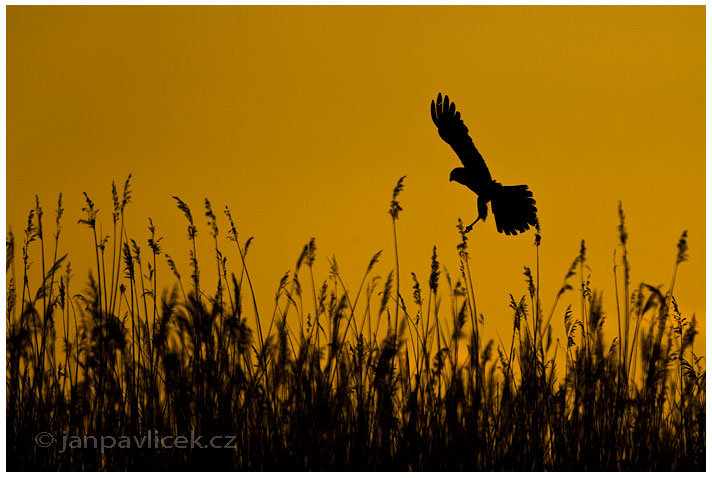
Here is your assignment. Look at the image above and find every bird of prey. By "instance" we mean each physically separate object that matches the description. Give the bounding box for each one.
[430,93,539,235]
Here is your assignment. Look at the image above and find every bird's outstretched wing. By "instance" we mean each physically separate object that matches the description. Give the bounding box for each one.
[431,93,492,184]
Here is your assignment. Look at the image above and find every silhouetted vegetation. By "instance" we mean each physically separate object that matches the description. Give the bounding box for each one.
[6,175,705,471]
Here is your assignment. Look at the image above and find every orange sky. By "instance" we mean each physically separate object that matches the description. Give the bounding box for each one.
[7,6,705,357]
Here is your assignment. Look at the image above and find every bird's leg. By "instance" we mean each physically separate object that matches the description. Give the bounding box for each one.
[465,198,489,233]
[464,217,480,234]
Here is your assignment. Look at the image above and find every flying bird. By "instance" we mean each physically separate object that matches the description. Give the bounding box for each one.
[430,93,539,235]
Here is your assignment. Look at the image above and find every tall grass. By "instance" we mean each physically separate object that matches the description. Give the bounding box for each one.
[6,176,705,471]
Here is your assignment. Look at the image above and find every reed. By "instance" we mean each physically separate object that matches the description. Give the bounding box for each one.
[5,175,705,471]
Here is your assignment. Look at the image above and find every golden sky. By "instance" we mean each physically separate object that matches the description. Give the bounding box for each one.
[7,6,705,355]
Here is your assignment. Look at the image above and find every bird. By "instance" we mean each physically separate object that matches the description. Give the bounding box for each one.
[430,93,539,235]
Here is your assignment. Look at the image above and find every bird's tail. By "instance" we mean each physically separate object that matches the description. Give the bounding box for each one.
[490,184,538,235]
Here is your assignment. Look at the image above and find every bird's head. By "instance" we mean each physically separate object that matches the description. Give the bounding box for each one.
[449,167,467,185]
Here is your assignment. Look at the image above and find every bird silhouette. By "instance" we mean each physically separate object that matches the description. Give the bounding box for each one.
[430,93,539,235]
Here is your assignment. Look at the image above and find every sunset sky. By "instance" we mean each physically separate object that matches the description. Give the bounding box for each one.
[7,6,705,355]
